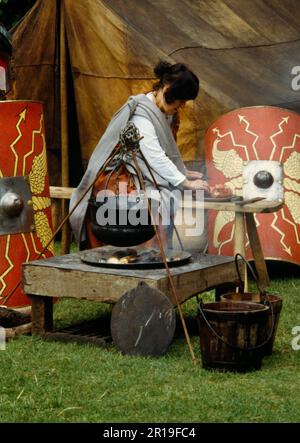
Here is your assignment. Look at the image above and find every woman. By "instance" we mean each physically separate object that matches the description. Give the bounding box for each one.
[131,61,208,191]
[69,61,209,248]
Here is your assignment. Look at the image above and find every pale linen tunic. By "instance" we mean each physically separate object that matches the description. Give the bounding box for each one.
[130,92,186,187]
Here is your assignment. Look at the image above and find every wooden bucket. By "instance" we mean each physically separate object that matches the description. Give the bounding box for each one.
[221,254,283,356]
[197,301,269,372]
[221,292,282,356]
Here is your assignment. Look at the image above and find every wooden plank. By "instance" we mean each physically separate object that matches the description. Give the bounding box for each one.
[157,260,240,305]
[23,266,160,301]
[29,295,53,336]
[203,200,283,213]
[4,322,32,339]
[245,212,270,289]
[43,319,112,347]
[49,187,283,213]
[44,331,110,347]
[49,186,75,199]
[23,251,238,304]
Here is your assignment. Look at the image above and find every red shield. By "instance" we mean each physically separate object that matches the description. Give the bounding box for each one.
[0,101,54,307]
[205,106,300,264]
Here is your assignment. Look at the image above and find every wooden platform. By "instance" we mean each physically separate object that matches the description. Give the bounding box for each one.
[22,250,242,338]
[43,319,112,348]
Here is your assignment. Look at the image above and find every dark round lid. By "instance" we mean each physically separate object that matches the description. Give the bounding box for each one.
[111,282,176,356]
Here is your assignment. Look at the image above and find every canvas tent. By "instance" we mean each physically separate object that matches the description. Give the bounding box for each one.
[10,0,300,187]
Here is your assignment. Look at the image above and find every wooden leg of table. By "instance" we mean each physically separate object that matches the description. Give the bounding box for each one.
[245,213,269,290]
[234,212,248,291]
[29,295,53,336]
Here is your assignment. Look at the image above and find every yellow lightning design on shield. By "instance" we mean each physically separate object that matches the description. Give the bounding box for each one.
[212,127,250,161]
[10,108,27,176]
[0,235,14,297]
[21,233,31,262]
[218,222,235,255]
[22,113,44,175]
[269,117,289,160]
[212,114,300,257]
[30,232,46,259]
[279,133,300,163]
[281,208,300,246]
[270,213,292,256]
[268,125,300,254]
[238,115,259,160]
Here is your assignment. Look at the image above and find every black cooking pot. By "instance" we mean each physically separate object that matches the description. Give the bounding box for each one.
[88,192,156,247]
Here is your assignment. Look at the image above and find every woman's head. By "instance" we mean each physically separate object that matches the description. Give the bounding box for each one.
[153,61,199,114]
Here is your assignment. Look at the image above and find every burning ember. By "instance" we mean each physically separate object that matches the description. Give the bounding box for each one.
[103,248,181,264]
[80,247,191,268]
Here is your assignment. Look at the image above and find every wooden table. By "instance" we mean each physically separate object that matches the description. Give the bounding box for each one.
[23,196,282,351]
[23,251,242,338]
[180,199,283,290]
[50,187,282,290]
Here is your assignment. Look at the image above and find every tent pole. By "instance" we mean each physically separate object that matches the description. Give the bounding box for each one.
[59,0,71,255]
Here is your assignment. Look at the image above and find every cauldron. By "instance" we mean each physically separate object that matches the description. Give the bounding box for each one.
[88,192,156,247]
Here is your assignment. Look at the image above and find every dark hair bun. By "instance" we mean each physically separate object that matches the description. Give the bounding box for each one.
[154,61,172,79]
[153,60,199,103]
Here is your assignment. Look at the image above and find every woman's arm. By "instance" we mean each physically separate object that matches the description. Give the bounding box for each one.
[131,115,186,186]
[130,115,209,192]
[180,178,210,192]
[184,169,204,180]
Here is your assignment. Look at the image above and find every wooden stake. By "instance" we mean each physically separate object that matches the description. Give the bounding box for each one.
[132,151,198,366]
[234,212,248,291]
[60,1,71,255]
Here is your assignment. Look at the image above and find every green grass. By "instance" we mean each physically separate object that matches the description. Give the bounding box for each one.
[0,258,299,423]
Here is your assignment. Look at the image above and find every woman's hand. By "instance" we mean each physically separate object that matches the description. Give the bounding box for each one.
[181,178,210,192]
[185,169,204,180]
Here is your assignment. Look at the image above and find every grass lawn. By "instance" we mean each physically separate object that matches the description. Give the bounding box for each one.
[0,252,299,423]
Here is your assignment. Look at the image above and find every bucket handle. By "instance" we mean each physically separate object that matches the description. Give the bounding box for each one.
[196,296,275,352]
[235,253,266,296]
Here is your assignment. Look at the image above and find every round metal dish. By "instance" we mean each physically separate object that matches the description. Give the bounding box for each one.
[80,247,192,269]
